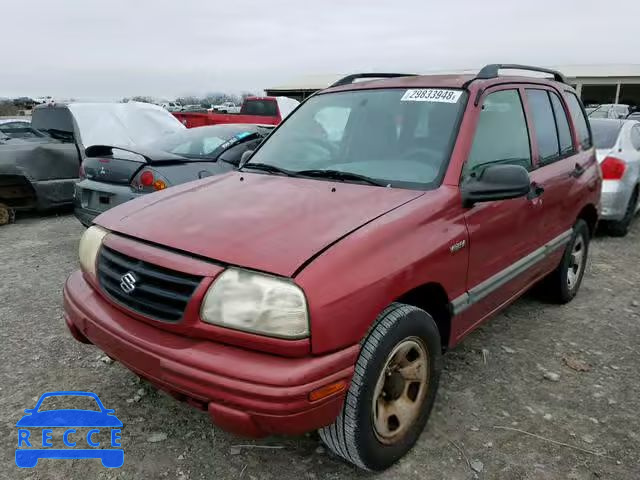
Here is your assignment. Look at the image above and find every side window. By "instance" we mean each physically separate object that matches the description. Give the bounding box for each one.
[631,125,640,151]
[549,92,574,156]
[466,89,531,173]
[565,92,593,149]
[525,90,560,163]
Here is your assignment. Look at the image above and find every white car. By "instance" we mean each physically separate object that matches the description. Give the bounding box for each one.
[211,102,240,113]
[160,102,183,112]
[588,104,630,120]
[591,118,640,235]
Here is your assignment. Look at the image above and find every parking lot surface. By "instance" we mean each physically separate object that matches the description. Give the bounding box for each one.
[1,214,639,480]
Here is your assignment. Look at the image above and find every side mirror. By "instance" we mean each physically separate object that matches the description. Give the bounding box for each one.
[461,164,531,207]
[239,150,254,168]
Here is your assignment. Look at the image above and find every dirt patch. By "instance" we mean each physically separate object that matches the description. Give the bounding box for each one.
[1,214,639,480]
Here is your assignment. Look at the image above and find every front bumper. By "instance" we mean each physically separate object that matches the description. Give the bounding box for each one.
[63,270,357,437]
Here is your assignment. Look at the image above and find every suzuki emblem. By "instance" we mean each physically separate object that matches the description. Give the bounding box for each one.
[119,272,137,294]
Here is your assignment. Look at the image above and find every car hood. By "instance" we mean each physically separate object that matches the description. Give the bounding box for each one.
[96,172,423,277]
[16,410,123,427]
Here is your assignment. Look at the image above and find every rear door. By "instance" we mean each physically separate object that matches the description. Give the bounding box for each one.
[459,87,546,334]
[564,92,600,225]
[521,87,578,245]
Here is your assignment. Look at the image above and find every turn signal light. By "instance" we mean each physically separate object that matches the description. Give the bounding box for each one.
[601,156,626,180]
[153,179,167,190]
[309,380,347,402]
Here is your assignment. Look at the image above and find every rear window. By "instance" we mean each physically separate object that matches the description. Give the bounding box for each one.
[31,107,75,133]
[151,125,258,160]
[241,100,278,116]
[590,120,623,149]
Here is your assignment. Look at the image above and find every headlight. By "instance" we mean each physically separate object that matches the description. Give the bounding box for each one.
[79,225,109,276]
[200,268,309,339]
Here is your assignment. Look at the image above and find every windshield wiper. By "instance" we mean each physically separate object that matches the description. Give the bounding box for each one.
[241,162,299,177]
[295,169,389,187]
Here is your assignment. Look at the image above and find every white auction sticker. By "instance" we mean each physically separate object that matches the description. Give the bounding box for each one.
[401,89,462,103]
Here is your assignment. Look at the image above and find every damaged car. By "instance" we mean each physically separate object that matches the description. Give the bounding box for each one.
[0,102,184,221]
[74,124,272,226]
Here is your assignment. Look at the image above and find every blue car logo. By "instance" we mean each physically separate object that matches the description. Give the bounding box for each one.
[16,391,123,468]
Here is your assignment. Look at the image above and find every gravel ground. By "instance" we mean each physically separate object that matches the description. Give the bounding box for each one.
[1,213,639,480]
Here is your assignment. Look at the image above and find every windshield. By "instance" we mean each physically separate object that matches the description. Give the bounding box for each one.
[246,88,466,189]
[150,125,260,160]
[590,119,623,149]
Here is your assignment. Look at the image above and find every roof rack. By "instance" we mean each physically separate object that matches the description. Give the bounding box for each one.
[329,73,418,88]
[473,64,566,84]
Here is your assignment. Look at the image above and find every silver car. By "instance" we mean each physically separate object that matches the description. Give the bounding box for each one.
[74,124,271,226]
[591,118,640,235]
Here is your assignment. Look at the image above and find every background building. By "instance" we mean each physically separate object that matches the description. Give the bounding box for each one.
[266,65,640,108]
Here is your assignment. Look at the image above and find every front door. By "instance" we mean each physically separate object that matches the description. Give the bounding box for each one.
[457,87,546,337]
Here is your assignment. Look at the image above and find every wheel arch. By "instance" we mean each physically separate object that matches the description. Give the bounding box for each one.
[576,203,598,236]
[394,282,452,351]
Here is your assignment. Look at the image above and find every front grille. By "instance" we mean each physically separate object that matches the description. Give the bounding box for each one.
[97,245,202,322]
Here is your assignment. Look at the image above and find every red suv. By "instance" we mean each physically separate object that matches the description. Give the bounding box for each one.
[64,65,600,471]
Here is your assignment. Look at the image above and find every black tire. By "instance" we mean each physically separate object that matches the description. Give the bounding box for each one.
[607,188,638,237]
[318,303,442,471]
[540,219,590,304]
[0,203,16,226]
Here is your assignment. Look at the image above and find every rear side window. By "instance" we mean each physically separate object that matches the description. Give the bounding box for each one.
[466,89,531,173]
[565,93,592,149]
[525,90,559,163]
[549,93,574,156]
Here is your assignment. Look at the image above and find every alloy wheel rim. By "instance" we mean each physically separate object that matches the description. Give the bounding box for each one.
[567,234,585,290]
[372,337,429,444]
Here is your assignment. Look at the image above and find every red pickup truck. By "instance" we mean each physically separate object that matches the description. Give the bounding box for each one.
[173,96,299,128]
[64,66,600,471]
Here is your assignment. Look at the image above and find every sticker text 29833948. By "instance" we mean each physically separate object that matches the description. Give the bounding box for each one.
[401,89,462,103]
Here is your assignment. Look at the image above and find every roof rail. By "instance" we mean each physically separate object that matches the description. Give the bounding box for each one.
[329,73,418,88]
[473,64,566,84]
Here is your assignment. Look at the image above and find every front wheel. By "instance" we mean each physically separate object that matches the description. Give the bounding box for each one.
[319,303,442,471]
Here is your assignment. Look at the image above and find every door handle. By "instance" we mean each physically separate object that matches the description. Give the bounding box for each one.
[527,183,545,200]
[570,163,586,178]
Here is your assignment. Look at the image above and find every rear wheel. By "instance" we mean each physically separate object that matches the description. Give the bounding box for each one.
[607,188,638,237]
[0,203,16,226]
[319,303,442,471]
[540,219,590,303]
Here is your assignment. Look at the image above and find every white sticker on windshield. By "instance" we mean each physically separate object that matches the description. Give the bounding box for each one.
[401,89,462,103]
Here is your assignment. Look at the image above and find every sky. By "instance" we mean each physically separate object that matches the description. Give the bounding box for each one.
[2,0,639,100]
